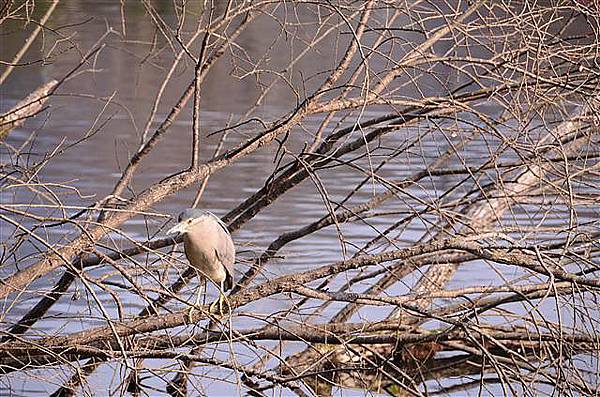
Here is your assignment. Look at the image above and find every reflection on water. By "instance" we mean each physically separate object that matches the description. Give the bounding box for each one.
[1,1,598,396]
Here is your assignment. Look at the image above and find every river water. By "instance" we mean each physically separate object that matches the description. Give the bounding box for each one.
[1,1,598,396]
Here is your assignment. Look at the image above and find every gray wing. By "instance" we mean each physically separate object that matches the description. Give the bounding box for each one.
[216,230,235,274]
[211,214,235,287]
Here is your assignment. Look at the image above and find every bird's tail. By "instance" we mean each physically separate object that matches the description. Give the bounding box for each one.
[224,271,234,291]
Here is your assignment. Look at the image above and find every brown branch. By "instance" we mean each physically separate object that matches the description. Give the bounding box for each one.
[0,80,58,140]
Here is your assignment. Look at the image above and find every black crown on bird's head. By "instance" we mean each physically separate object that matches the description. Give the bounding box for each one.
[177,208,212,222]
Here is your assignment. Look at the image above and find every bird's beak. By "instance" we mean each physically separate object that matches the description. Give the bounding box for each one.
[166,221,187,236]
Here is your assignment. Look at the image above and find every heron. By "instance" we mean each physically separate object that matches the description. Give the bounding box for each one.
[167,209,235,316]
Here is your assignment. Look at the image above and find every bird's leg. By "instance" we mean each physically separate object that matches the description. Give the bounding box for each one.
[209,280,228,316]
[194,278,207,307]
[208,295,219,315]
[187,276,206,323]
[220,280,228,315]
[219,280,225,315]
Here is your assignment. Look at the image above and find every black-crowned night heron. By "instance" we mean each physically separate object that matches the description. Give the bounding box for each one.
[167,209,235,315]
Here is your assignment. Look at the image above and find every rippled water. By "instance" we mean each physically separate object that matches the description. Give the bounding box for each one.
[1,2,597,396]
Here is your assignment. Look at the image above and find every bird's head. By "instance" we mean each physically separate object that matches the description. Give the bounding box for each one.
[166,208,213,236]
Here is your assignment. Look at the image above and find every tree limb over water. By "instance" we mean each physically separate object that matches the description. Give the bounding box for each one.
[1,1,599,396]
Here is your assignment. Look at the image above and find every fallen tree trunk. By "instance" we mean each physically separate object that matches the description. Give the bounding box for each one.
[281,96,600,394]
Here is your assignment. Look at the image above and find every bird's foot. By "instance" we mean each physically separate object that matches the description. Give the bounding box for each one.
[209,299,221,316]
[209,295,228,317]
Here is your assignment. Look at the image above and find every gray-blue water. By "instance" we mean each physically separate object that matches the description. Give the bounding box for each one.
[1,1,598,396]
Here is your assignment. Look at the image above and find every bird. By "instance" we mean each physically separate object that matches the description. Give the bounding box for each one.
[167,208,235,316]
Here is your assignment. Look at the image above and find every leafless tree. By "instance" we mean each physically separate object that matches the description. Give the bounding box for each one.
[1,1,599,396]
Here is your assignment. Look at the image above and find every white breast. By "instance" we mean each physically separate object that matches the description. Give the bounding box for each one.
[183,220,227,284]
